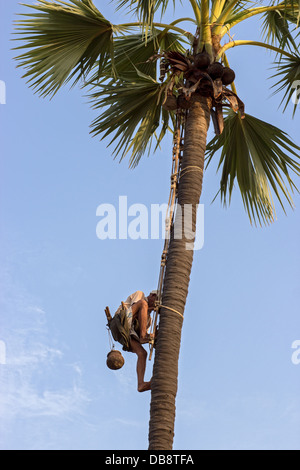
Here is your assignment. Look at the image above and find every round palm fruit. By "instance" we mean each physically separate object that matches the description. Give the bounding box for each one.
[221,67,235,85]
[207,62,224,79]
[162,95,178,111]
[177,94,191,109]
[194,52,211,70]
[106,350,125,370]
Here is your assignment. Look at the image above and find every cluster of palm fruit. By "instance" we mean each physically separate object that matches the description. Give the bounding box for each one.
[161,51,236,111]
[193,51,235,85]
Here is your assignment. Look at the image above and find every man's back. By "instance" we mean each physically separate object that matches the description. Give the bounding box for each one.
[115,291,146,315]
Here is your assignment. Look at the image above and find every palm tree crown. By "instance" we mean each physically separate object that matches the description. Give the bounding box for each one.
[14,0,300,225]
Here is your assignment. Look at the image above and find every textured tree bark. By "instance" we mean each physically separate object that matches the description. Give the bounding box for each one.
[148,94,212,450]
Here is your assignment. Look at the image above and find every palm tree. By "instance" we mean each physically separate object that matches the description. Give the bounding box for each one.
[14,0,300,450]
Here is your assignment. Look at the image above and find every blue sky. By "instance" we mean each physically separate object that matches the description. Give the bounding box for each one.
[0,0,299,450]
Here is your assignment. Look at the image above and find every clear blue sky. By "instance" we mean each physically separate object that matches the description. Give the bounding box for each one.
[0,0,299,450]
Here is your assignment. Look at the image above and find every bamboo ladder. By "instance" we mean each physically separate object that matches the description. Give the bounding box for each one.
[104,111,186,360]
[148,110,186,360]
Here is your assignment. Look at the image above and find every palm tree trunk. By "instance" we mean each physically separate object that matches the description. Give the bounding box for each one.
[148,94,212,450]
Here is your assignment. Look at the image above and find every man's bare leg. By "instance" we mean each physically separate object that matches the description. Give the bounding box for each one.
[131,300,153,342]
[130,338,151,392]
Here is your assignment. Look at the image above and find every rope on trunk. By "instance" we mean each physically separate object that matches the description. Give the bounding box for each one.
[180,165,203,177]
[158,304,184,319]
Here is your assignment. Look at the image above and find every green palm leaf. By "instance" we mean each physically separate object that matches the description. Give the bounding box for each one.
[262,8,298,52]
[13,0,115,97]
[116,0,174,30]
[270,55,300,116]
[284,0,300,25]
[89,69,168,168]
[88,27,187,83]
[206,110,300,225]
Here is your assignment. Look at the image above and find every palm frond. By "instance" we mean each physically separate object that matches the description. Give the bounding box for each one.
[262,8,298,52]
[216,1,300,38]
[116,0,175,30]
[270,54,300,116]
[13,0,115,97]
[211,0,251,34]
[89,69,168,168]
[88,27,187,83]
[206,110,300,226]
[283,0,300,26]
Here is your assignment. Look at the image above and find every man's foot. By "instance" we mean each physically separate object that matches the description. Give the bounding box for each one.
[138,381,151,392]
[139,334,154,344]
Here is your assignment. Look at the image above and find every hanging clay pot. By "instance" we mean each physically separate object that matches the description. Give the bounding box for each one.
[162,95,178,111]
[106,349,125,370]
[177,94,191,109]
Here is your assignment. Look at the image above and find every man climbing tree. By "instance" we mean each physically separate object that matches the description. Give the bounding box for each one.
[114,290,157,392]
[14,0,300,450]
